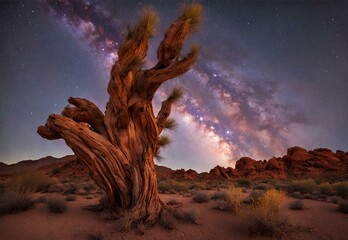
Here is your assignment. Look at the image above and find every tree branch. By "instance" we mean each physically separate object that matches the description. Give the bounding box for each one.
[62,97,109,139]
[156,87,183,134]
[39,114,131,207]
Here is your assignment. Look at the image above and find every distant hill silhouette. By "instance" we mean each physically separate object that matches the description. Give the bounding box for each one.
[1,146,347,180]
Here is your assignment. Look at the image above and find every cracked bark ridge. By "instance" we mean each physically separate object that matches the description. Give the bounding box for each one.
[37,3,202,227]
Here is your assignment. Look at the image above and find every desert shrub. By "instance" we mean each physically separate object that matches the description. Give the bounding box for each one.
[274,182,289,191]
[174,209,197,224]
[289,179,317,194]
[80,182,97,193]
[291,191,303,199]
[246,189,290,238]
[158,180,188,193]
[303,193,315,199]
[211,191,228,201]
[7,171,56,193]
[0,191,34,214]
[289,200,305,210]
[65,195,76,201]
[254,183,272,191]
[249,190,265,205]
[334,182,348,199]
[167,198,182,206]
[330,196,342,204]
[188,182,206,190]
[85,195,94,199]
[338,200,348,213]
[63,183,78,194]
[192,191,210,203]
[213,187,243,214]
[319,182,334,196]
[47,198,67,213]
[236,178,252,188]
[47,183,63,193]
[159,211,176,230]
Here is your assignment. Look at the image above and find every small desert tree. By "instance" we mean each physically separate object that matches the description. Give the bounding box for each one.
[37,4,202,226]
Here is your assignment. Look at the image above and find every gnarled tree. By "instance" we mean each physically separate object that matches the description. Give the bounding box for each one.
[38,4,202,226]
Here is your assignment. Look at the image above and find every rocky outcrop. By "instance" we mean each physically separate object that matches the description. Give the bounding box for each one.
[214,146,348,180]
[1,146,347,180]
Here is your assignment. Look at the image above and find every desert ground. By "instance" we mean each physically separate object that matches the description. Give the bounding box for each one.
[1,175,348,240]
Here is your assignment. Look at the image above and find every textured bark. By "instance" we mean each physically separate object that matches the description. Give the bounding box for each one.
[38,5,201,226]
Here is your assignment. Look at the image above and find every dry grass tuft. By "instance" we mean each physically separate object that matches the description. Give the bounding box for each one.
[245,189,291,238]
[174,209,197,224]
[213,187,243,214]
[0,191,34,214]
[192,191,210,203]
[7,171,57,193]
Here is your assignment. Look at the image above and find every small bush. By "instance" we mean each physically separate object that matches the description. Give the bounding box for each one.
[63,183,78,194]
[254,183,272,191]
[334,182,348,199]
[291,191,303,199]
[289,200,305,210]
[192,191,210,203]
[213,188,243,214]
[0,191,34,214]
[85,195,94,199]
[249,190,265,205]
[338,200,348,213]
[7,172,56,193]
[65,195,76,201]
[319,182,334,196]
[47,184,63,193]
[158,180,188,193]
[47,198,67,213]
[159,211,176,230]
[174,209,197,224]
[236,178,251,188]
[211,191,228,201]
[330,196,342,204]
[289,179,317,194]
[167,198,182,206]
[246,189,290,238]
[274,182,289,191]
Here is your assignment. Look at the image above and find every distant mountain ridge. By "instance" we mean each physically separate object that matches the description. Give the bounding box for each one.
[1,146,347,180]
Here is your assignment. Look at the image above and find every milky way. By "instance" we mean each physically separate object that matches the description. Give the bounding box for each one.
[1,0,348,172]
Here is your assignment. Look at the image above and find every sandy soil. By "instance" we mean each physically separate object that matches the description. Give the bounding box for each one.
[1,192,347,240]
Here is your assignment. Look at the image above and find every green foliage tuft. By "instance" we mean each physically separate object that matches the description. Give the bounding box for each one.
[127,7,159,39]
[180,3,203,32]
[158,135,171,147]
[163,118,177,130]
[169,87,183,102]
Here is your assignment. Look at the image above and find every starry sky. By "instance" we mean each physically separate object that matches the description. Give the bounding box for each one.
[1,0,348,172]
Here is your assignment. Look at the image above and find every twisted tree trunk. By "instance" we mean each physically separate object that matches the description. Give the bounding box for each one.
[38,4,201,226]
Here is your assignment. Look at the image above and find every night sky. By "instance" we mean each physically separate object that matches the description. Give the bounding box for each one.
[1,0,348,172]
